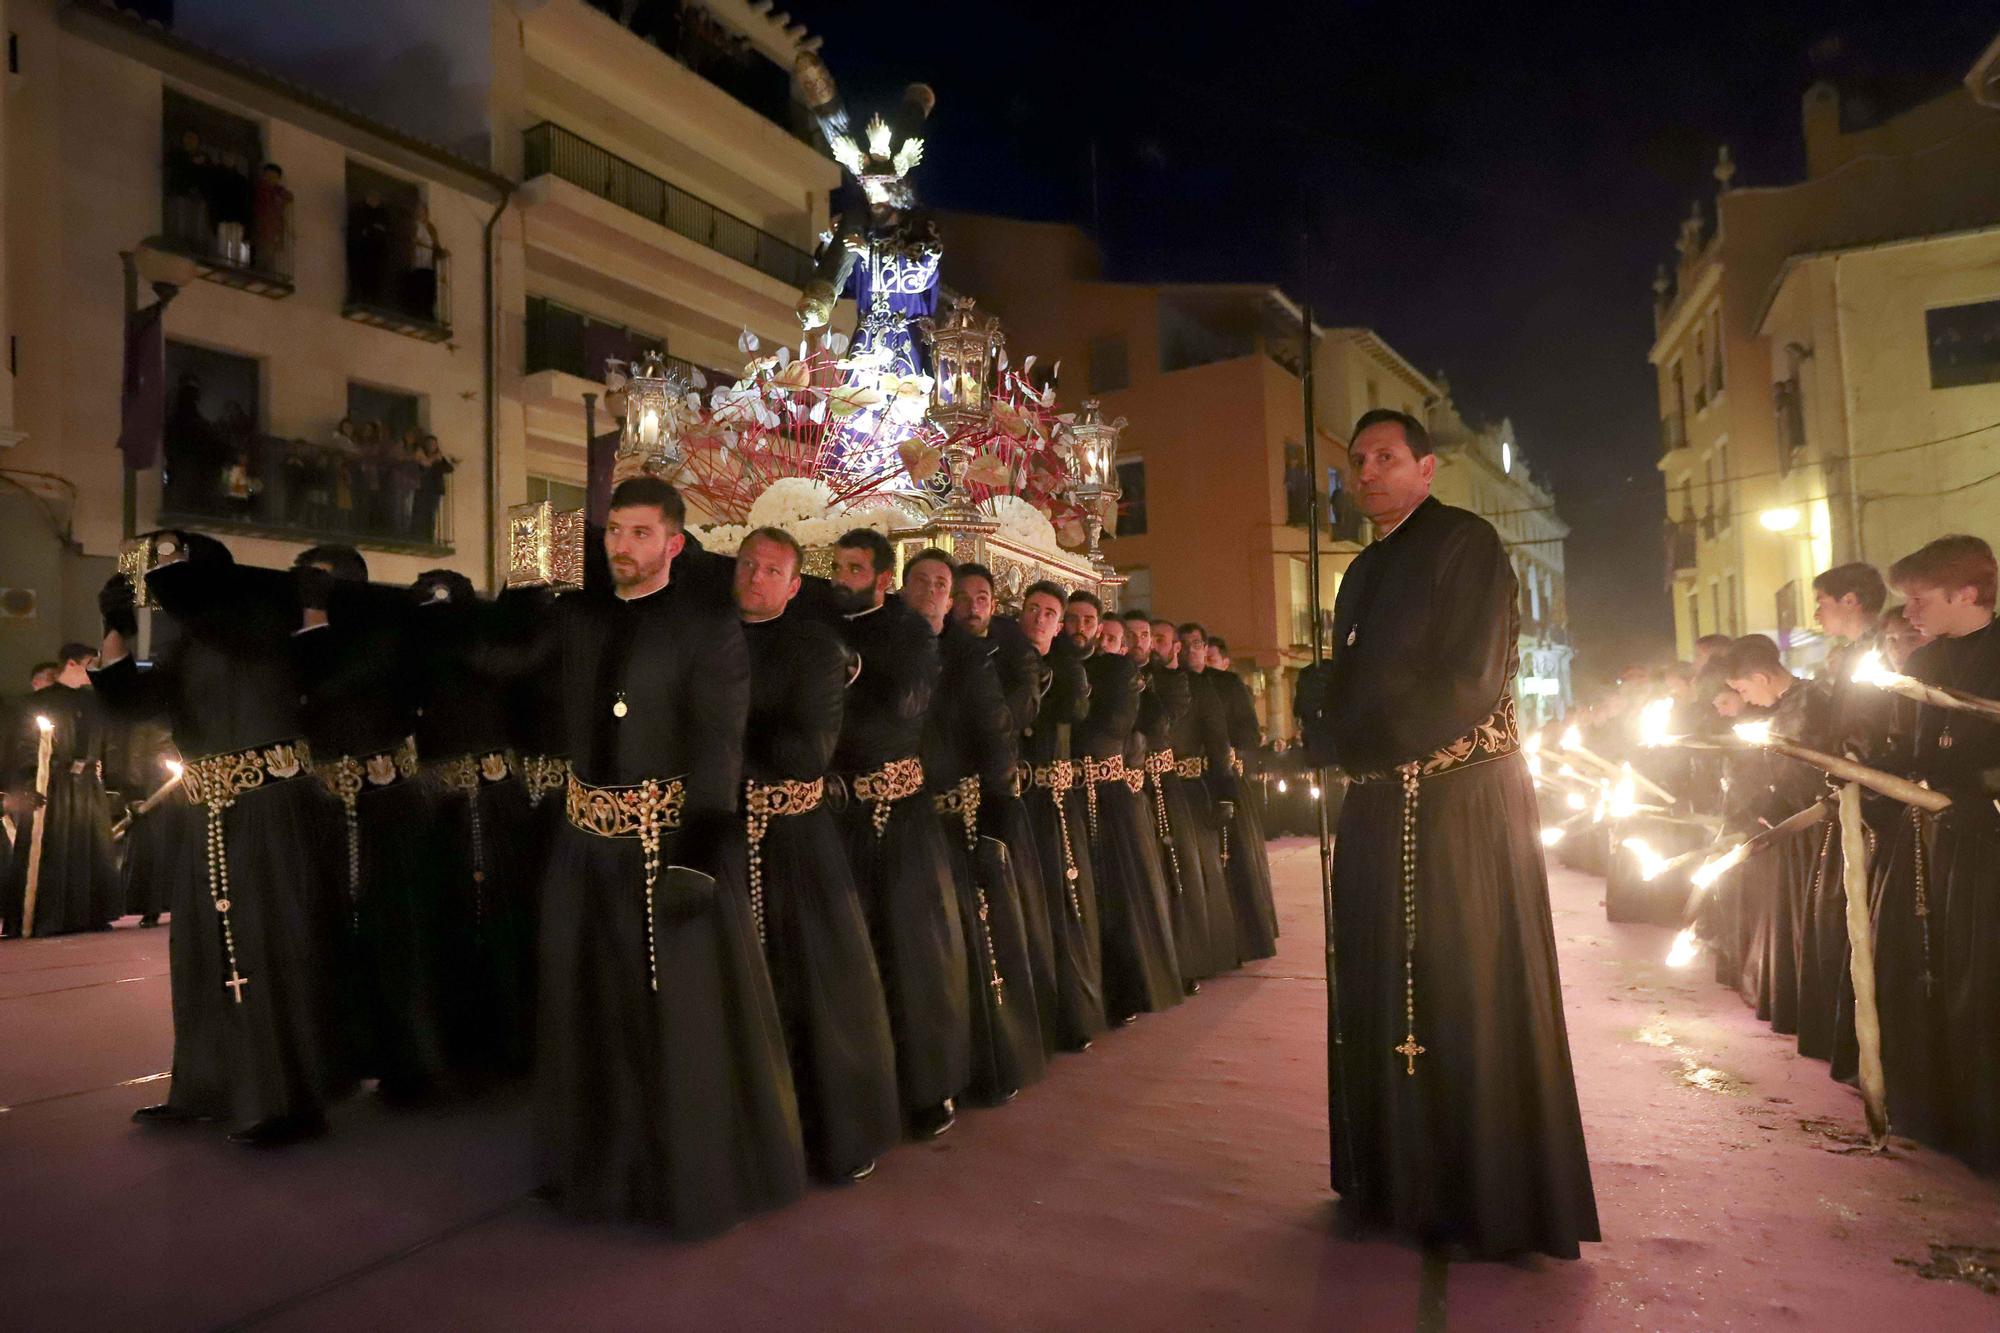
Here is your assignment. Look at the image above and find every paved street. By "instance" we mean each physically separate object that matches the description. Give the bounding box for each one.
[4,838,1999,1331]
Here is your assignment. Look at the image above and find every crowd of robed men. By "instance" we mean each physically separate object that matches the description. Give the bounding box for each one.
[17,473,1279,1238]
[1568,536,2000,1179]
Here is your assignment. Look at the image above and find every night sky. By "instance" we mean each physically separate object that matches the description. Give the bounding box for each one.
[793,0,1998,681]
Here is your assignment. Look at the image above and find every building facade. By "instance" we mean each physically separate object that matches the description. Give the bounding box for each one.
[1650,65,2000,667]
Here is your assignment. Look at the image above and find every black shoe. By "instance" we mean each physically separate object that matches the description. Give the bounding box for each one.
[1119,1013,1139,1026]
[1185,982,1203,997]
[131,1102,204,1126]
[911,1098,956,1139]
[842,1160,878,1184]
[1069,1038,1095,1053]
[140,915,161,929]
[226,1113,327,1148]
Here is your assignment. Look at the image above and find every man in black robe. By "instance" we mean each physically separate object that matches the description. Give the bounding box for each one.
[1209,637,1274,844]
[1018,581,1106,1050]
[1873,536,2000,1172]
[532,477,805,1233]
[1185,622,1279,962]
[1070,594,1181,1023]
[827,528,969,1138]
[907,548,1045,1104]
[291,545,447,1102]
[3,644,120,936]
[1297,409,1597,1260]
[734,525,900,1181]
[91,532,345,1147]
[1122,609,1212,990]
[953,561,1062,1051]
[1152,617,1237,974]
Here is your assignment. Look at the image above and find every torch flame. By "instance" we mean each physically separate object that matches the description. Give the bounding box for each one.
[1690,841,1749,893]
[1527,753,1545,779]
[1666,927,1701,968]
[1541,826,1566,847]
[1559,724,1583,752]
[1309,785,1323,800]
[34,714,53,734]
[1732,719,1774,746]
[1609,765,1639,819]
[1275,779,1288,794]
[1523,731,1544,755]
[1851,648,1902,689]
[1638,696,1675,748]
[1565,791,1587,811]
[1559,764,1580,779]
[1620,836,1668,881]
[164,758,185,779]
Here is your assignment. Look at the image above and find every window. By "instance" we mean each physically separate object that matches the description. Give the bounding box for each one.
[162,340,261,521]
[1114,458,1146,536]
[1724,572,1739,635]
[345,161,449,334]
[1926,299,2000,389]
[1708,308,1725,395]
[525,295,666,381]
[1693,330,1708,409]
[1366,378,1380,409]
[1776,580,1798,650]
[1669,359,1686,418]
[1688,588,1702,639]
[1087,334,1129,394]
[1775,374,1805,473]
[527,475,588,511]
[1709,580,1721,638]
[1284,442,1311,526]
[162,90,283,281]
[1715,440,1730,528]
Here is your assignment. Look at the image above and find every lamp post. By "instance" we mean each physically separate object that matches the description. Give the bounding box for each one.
[1058,397,1127,576]
[916,294,1004,518]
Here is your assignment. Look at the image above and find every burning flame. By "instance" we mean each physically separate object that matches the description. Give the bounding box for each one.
[1527,752,1545,779]
[164,758,185,779]
[1309,784,1323,800]
[1851,648,1902,689]
[1523,731,1544,755]
[1638,696,1675,748]
[1690,841,1749,893]
[1666,927,1701,968]
[1609,765,1639,819]
[33,714,53,734]
[1565,791,1587,812]
[1559,724,1583,752]
[1558,764,1580,780]
[1732,719,1774,746]
[1275,779,1288,794]
[1540,826,1566,847]
[1621,836,1668,881]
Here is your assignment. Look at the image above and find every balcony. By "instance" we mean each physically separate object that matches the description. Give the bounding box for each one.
[524,295,733,392]
[1659,413,1687,456]
[1290,606,1336,650]
[1284,473,1369,544]
[158,174,295,300]
[522,123,815,291]
[1667,519,1696,573]
[342,234,452,343]
[159,430,454,554]
[592,0,807,140]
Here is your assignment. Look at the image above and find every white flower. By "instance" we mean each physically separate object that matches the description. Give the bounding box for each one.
[988,494,1061,553]
[692,523,747,555]
[747,477,837,529]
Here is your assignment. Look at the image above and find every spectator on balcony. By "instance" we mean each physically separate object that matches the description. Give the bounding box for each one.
[325,418,360,528]
[218,402,258,519]
[401,201,443,323]
[164,131,212,251]
[411,434,453,543]
[163,372,222,513]
[387,427,423,535]
[211,150,253,267]
[347,190,394,307]
[251,163,292,276]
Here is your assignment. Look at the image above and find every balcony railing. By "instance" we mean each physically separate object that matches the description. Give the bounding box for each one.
[1667,519,1696,573]
[160,431,454,553]
[1284,477,1369,544]
[1659,413,1687,456]
[159,169,295,299]
[522,123,816,290]
[343,230,452,342]
[1291,606,1336,649]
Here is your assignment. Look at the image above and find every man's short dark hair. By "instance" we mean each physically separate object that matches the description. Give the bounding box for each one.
[608,476,685,529]
[295,544,368,583]
[739,525,803,575]
[1177,621,1207,638]
[1351,408,1434,459]
[835,527,895,577]
[1209,636,1231,657]
[1890,535,1997,609]
[1067,589,1103,615]
[954,561,996,590]
[1812,562,1888,617]
[57,642,96,666]
[28,660,57,681]
[1694,633,1732,657]
[905,547,955,580]
[1023,580,1067,607]
[1120,606,1151,624]
[1718,634,1787,681]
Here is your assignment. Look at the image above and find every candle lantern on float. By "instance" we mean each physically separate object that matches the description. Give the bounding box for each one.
[916,295,1004,516]
[1058,397,1127,576]
[618,350,689,479]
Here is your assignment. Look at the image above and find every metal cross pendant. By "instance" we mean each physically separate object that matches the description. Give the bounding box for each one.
[1395,1032,1425,1075]
[224,969,250,1004]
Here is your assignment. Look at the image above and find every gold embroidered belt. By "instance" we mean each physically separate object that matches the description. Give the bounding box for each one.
[180,740,312,1008]
[310,737,419,922]
[1176,755,1207,780]
[1343,694,1520,1079]
[1030,760,1084,917]
[520,753,572,808]
[850,755,925,839]
[1078,754,1126,840]
[744,776,826,947]
[565,773,687,993]
[426,748,517,792]
[1144,749,1176,778]
[1144,751,1181,890]
[933,774,981,851]
[1032,759,1077,794]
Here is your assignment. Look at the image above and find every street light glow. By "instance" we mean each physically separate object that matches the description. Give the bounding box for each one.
[1759,506,1801,532]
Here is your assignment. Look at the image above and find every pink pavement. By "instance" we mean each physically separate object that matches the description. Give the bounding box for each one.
[1,840,1996,1330]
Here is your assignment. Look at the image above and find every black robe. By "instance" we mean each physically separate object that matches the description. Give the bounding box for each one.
[1214,666,1279,940]
[925,618,1046,1102]
[90,560,346,1132]
[1308,496,1597,1260]
[1196,666,1277,961]
[1137,660,1213,984]
[296,582,448,1096]
[738,610,900,1176]
[531,575,805,1234]
[1022,636,1107,1048]
[1076,648,1182,1020]
[982,615,1061,1048]
[1165,665,1238,974]
[3,683,120,936]
[113,718,183,921]
[830,598,970,1114]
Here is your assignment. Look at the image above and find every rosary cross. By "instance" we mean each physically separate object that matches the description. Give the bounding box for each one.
[1395,1031,1425,1075]
[225,969,250,1004]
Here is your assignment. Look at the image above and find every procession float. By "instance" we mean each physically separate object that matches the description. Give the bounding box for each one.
[506,53,1126,608]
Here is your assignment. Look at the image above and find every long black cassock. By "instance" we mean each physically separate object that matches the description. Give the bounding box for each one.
[294,579,447,1098]
[1216,665,1280,937]
[3,682,120,936]
[116,717,191,924]
[1199,666,1279,955]
[982,614,1061,1048]
[926,618,1046,1102]
[832,598,970,1114]
[1022,635,1107,1049]
[1136,659,1213,985]
[738,609,900,1177]
[533,576,805,1234]
[1163,662,1237,974]
[1306,497,1597,1260]
[1872,620,2000,1172]
[1076,647,1182,1021]
[90,544,346,1132]
[1741,682,1836,1039]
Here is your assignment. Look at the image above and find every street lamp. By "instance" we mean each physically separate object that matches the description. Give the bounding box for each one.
[1058,397,1127,574]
